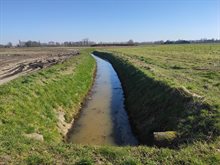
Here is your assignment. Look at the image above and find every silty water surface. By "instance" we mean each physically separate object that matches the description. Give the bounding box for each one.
[68,54,137,145]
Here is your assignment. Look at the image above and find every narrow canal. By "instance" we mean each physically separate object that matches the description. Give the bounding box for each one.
[68,54,137,146]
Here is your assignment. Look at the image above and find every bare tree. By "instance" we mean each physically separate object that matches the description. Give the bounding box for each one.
[82,38,89,46]
[7,42,13,47]
[127,39,134,45]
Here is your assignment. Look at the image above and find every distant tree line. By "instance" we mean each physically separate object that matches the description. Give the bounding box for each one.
[91,40,136,47]
[16,39,96,47]
[0,38,219,48]
[139,39,220,45]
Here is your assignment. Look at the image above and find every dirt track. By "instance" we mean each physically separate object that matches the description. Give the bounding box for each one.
[0,47,79,85]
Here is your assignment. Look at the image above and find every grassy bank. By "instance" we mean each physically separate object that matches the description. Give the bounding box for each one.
[0,49,96,163]
[93,44,220,145]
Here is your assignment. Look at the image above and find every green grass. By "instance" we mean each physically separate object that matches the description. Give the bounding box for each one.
[0,48,97,163]
[94,44,220,143]
[105,44,220,107]
[0,46,220,164]
[1,139,219,164]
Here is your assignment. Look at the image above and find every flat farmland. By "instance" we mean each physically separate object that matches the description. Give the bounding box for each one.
[106,44,220,107]
[0,46,220,164]
[0,47,79,84]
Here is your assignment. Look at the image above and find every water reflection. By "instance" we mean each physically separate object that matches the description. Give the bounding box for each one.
[68,54,137,146]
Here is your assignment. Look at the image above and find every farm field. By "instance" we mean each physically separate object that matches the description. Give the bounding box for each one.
[95,44,220,144]
[0,47,80,85]
[1,0,219,164]
[106,44,220,105]
[0,45,220,164]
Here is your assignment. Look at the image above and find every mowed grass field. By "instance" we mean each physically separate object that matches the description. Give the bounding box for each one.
[106,44,220,107]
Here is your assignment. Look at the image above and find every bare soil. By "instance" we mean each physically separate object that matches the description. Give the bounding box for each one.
[0,47,79,85]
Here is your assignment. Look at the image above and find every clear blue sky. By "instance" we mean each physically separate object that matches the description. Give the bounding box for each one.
[0,0,219,44]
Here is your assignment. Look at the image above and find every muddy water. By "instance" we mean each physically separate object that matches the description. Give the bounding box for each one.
[68,55,137,146]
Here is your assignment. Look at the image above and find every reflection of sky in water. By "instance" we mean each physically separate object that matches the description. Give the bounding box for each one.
[69,55,137,146]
